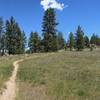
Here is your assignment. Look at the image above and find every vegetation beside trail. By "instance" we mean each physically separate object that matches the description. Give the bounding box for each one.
[0,55,27,92]
[17,50,100,100]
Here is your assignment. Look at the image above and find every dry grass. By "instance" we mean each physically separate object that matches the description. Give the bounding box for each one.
[16,50,100,100]
[16,82,51,100]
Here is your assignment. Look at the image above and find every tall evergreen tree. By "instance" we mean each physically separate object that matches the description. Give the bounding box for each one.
[21,31,26,53]
[15,24,23,54]
[0,17,4,40]
[57,32,65,50]
[75,26,84,51]
[0,17,5,55]
[5,17,25,54]
[42,8,58,52]
[15,27,26,54]
[0,17,4,41]
[84,35,90,48]
[28,32,41,53]
[5,17,16,54]
[96,36,100,46]
[90,33,97,45]
[68,32,75,51]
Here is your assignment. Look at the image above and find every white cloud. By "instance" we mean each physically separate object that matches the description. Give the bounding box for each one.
[40,0,66,11]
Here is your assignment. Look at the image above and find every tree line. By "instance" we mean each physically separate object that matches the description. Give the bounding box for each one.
[0,8,100,55]
[0,17,26,55]
[68,26,100,51]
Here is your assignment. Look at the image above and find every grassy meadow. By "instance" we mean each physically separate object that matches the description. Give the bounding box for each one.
[16,49,100,100]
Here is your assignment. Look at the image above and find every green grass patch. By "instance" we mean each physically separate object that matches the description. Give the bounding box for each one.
[17,50,100,100]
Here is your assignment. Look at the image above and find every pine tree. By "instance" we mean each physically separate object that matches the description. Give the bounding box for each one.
[21,31,26,53]
[84,35,90,48]
[0,17,5,55]
[5,17,15,54]
[75,26,84,51]
[42,8,58,52]
[57,32,65,50]
[90,33,97,45]
[28,32,41,53]
[15,23,23,54]
[68,32,75,51]
[5,17,25,54]
[96,36,100,46]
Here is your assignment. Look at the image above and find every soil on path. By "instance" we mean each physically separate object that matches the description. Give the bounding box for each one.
[0,59,23,100]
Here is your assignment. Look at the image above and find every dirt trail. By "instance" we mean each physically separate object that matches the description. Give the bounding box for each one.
[0,53,54,100]
[0,59,23,100]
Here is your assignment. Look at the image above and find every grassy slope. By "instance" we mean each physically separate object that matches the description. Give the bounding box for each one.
[17,50,100,100]
[0,55,26,92]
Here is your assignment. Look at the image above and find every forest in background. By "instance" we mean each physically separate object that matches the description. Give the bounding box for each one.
[0,8,100,55]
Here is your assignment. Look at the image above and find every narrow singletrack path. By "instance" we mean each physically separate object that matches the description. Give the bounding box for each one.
[0,59,23,100]
[0,53,54,100]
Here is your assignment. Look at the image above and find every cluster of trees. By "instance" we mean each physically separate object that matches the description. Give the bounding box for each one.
[28,8,100,53]
[28,8,65,53]
[28,31,65,53]
[0,17,26,55]
[0,8,100,55]
[68,26,100,51]
[0,8,66,55]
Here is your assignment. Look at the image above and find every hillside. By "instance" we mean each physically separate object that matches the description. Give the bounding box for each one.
[16,50,100,100]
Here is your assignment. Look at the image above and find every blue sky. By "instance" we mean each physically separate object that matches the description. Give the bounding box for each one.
[0,0,100,40]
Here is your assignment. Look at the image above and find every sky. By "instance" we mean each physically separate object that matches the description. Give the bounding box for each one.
[0,0,100,40]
